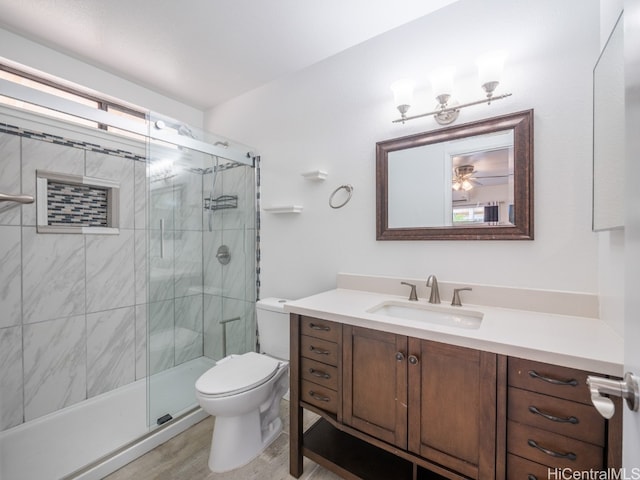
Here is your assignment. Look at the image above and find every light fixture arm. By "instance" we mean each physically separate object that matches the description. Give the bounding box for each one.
[392,92,512,124]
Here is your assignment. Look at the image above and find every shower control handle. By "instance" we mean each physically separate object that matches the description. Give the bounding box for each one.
[216,245,231,265]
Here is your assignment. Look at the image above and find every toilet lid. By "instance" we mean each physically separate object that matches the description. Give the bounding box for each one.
[196,352,281,396]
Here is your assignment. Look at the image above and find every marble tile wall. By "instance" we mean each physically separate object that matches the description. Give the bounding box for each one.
[0,127,257,433]
[201,162,257,361]
[0,131,146,431]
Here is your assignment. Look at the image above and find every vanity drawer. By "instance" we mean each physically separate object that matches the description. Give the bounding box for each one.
[301,335,339,366]
[508,420,603,470]
[301,357,338,390]
[508,387,605,446]
[508,357,594,405]
[301,380,338,414]
[300,316,340,342]
[506,453,553,480]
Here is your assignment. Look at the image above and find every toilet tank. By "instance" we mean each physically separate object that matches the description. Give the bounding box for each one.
[256,298,291,360]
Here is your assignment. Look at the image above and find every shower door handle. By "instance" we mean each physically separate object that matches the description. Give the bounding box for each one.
[0,193,34,204]
[160,219,165,259]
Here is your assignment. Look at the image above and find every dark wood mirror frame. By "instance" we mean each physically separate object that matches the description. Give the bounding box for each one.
[376,109,534,240]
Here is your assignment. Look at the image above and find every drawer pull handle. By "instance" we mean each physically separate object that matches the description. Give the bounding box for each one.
[309,368,330,379]
[528,370,578,387]
[527,439,577,461]
[309,391,331,402]
[528,405,579,424]
[310,346,330,355]
[527,475,537,480]
[309,323,330,331]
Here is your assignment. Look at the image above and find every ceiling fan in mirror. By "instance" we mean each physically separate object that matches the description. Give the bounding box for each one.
[451,165,480,191]
[451,164,512,191]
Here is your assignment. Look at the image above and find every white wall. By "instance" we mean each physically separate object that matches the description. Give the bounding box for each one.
[0,27,204,128]
[206,0,601,301]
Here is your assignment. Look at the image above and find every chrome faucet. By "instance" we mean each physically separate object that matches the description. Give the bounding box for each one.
[400,281,418,301]
[426,275,440,304]
[451,287,472,306]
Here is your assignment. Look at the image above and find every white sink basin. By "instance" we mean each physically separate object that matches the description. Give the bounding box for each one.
[367,300,483,330]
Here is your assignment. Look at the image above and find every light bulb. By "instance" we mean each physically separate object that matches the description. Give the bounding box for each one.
[430,67,455,105]
[390,79,414,116]
[477,51,506,97]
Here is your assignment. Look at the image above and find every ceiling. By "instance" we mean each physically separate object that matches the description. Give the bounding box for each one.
[0,0,458,110]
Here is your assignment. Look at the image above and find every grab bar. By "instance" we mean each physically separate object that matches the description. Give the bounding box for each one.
[0,193,34,204]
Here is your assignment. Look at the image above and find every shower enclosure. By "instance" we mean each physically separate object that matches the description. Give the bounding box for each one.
[0,80,257,479]
[146,113,258,428]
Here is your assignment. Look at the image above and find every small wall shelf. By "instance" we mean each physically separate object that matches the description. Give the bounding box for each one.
[301,170,328,181]
[263,205,303,214]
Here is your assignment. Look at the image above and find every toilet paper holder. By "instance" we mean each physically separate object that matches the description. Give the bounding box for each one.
[586,372,639,419]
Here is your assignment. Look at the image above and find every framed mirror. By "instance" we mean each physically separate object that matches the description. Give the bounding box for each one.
[376,109,533,240]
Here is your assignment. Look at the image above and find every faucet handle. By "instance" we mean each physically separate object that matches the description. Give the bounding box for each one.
[400,282,418,301]
[451,287,472,306]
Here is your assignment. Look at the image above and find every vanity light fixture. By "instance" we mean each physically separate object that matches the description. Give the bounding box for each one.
[391,51,512,125]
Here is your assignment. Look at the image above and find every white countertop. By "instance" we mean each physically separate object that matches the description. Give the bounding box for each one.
[284,288,624,377]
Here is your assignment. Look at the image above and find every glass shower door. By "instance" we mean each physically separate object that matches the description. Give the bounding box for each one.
[202,159,257,363]
[145,118,257,428]
[147,136,215,426]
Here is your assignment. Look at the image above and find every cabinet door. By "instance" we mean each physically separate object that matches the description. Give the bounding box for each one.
[408,339,497,479]
[343,325,408,449]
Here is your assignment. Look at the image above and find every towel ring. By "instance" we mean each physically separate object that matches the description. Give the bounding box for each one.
[329,184,353,209]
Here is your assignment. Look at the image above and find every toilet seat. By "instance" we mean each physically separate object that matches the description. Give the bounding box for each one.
[196,352,282,397]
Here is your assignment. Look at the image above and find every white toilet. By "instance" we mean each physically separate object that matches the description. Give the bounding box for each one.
[195,298,290,473]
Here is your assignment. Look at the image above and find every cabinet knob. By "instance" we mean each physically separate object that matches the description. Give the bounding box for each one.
[395,352,405,362]
[408,355,419,365]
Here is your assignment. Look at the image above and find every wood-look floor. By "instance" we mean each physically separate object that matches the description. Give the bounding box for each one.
[105,401,341,480]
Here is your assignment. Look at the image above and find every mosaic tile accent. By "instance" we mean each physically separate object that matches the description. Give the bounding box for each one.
[0,122,146,162]
[47,181,109,226]
[255,156,261,300]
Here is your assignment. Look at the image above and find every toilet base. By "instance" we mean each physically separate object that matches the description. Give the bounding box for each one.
[203,362,289,473]
[208,408,283,472]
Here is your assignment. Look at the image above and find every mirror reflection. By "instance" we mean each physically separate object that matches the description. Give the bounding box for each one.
[376,110,533,240]
[387,130,514,228]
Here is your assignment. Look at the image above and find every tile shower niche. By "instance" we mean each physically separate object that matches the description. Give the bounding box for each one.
[36,170,120,234]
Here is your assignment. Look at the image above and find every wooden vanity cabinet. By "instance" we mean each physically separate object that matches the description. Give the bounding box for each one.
[505,357,622,477]
[406,338,498,479]
[342,326,408,449]
[290,315,622,480]
[298,316,342,416]
[342,326,498,479]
